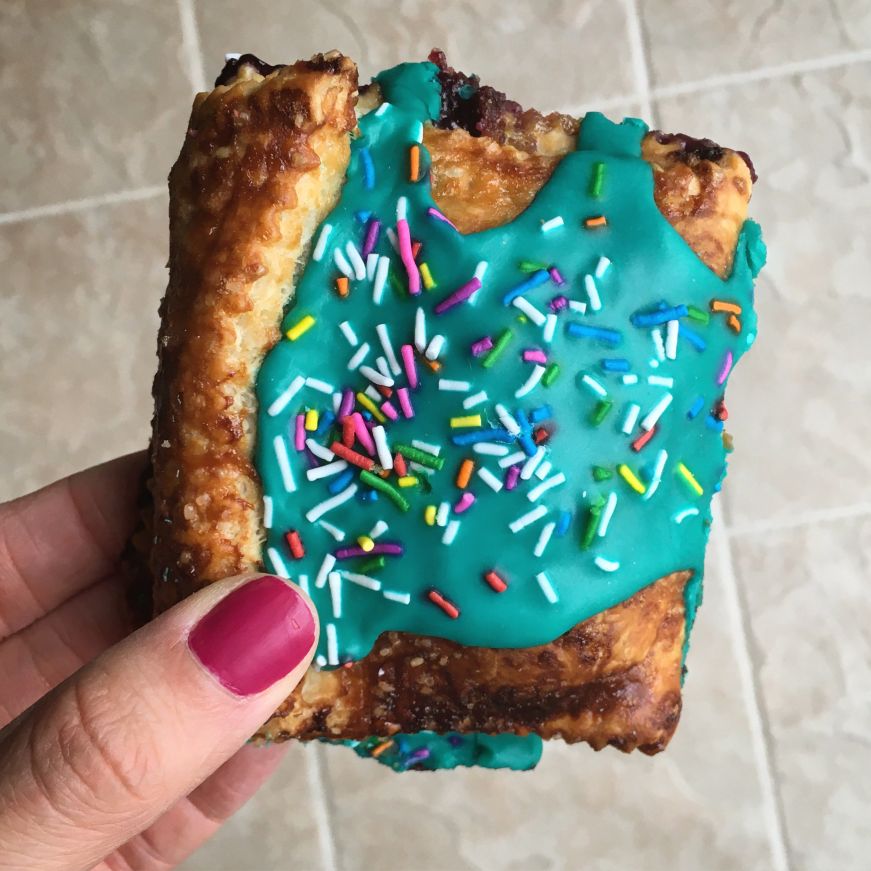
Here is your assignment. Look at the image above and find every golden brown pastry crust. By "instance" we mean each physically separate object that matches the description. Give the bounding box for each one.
[145,52,753,753]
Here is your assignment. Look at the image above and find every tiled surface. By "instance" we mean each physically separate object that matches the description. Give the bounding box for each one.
[2,1,870,869]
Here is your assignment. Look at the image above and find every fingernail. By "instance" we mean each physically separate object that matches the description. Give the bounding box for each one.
[188,576,316,697]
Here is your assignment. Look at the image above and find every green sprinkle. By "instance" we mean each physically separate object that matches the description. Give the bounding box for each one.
[589,398,614,425]
[592,465,613,481]
[393,444,445,470]
[590,161,606,198]
[687,305,710,324]
[388,266,405,298]
[542,362,561,387]
[581,496,606,549]
[519,260,548,273]
[359,470,411,511]
[357,555,386,574]
[482,328,513,368]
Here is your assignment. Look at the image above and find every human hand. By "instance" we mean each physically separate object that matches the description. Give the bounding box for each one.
[0,454,318,870]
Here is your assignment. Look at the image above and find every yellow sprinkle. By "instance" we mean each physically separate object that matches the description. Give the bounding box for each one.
[397,476,419,488]
[356,392,386,423]
[357,535,375,552]
[617,463,646,494]
[304,409,319,431]
[286,314,315,341]
[424,505,437,526]
[419,262,436,290]
[450,414,482,429]
[676,462,704,495]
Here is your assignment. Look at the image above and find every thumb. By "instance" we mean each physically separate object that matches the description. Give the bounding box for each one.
[0,573,318,871]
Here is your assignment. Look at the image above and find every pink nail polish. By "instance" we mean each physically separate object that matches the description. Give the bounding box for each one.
[188,576,316,697]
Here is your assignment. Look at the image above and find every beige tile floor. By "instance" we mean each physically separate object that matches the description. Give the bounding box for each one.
[1,1,868,869]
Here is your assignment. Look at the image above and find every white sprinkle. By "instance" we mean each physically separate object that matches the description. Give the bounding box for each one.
[326,623,339,665]
[543,313,557,344]
[535,460,553,480]
[409,462,434,477]
[383,589,411,605]
[328,571,343,619]
[375,356,391,379]
[584,274,601,311]
[463,390,488,409]
[267,375,305,417]
[306,459,349,481]
[315,654,327,668]
[368,520,389,539]
[621,402,641,434]
[266,547,289,579]
[536,571,558,604]
[396,196,408,221]
[312,223,332,261]
[315,553,337,589]
[339,321,358,346]
[375,101,390,116]
[273,436,296,493]
[643,449,669,501]
[494,403,521,435]
[262,495,273,529]
[673,506,700,524]
[425,334,445,360]
[333,247,354,279]
[366,252,379,281]
[436,380,470,396]
[376,323,402,375]
[540,215,564,232]
[515,364,546,398]
[649,358,660,369]
[318,520,346,542]
[224,52,242,61]
[306,484,358,523]
[527,472,566,502]
[332,392,342,414]
[436,501,450,527]
[343,572,382,591]
[373,425,393,470]
[414,306,427,351]
[372,254,390,304]
[598,492,618,536]
[665,319,679,360]
[520,446,546,480]
[534,521,556,557]
[594,556,620,572]
[364,385,381,402]
[568,300,588,314]
[652,328,665,361]
[473,442,510,457]
[412,120,424,143]
[509,504,548,533]
[359,364,393,387]
[478,467,504,492]
[581,373,607,397]
[622,373,639,385]
[473,261,489,283]
[411,439,441,455]
[641,392,674,431]
[305,376,334,394]
[306,439,334,461]
[498,450,527,468]
[345,241,367,280]
[386,226,399,252]
[298,574,310,595]
[513,296,546,326]
[347,342,371,370]
[442,519,460,545]
[594,255,611,279]
[648,375,674,387]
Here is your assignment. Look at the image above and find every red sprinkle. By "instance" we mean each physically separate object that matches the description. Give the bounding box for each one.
[716,401,729,421]
[483,570,508,593]
[631,425,657,452]
[533,426,551,445]
[285,530,305,559]
[342,417,355,447]
[393,452,408,477]
[411,240,422,260]
[330,441,375,470]
[427,588,460,619]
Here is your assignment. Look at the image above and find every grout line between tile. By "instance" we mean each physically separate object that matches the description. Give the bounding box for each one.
[305,745,340,871]
[713,508,792,871]
[0,186,165,226]
[622,0,655,123]
[177,0,208,93]
[726,501,871,538]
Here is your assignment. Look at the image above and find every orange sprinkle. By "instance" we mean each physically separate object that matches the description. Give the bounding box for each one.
[456,458,475,489]
[371,740,394,758]
[419,355,442,373]
[711,299,742,314]
[411,240,422,260]
[335,276,349,297]
[584,215,607,228]
[727,314,742,332]
[409,144,420,182]
[427,589,460,619]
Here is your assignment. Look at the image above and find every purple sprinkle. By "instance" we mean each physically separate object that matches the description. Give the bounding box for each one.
[334,542,404,559]
[548,266,566,286]
[361,218,381,259]
[549,295,569,312]
[426,206,459,231]
[303,447,321,469]
[406,748,431,766]
[471,336,494,357]
[434,277,482,314]
[505,464,521,490]
[522,348,548,364]
[338,388,355,420]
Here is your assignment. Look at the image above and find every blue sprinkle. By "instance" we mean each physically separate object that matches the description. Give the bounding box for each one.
[529,404,553,423]
[516,410,533,434]
[680,325,707,351]
[566,322,622,345]
[359,488,379,503]
[502,270,550,305]
[555,510,572,537]
[713,481,722,493]
[361,410,373,421]
[314,411,335,437]
[355,210,372,223]
[329,468,355,494]
[600,357,631,372]
[359,147,375,189]
[518,434,537,456]
[630,304,688,326]
[448,735,464,747]
[451,428,515,446]
[705,414,724,432]
[687,396,705,419]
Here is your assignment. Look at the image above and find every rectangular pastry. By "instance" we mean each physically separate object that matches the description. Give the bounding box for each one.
[139,49,765,771]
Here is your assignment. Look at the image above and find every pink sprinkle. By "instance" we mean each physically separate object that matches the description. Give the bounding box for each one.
[471,336,494,357]
[549,295,569,312]
[361,219,381,259]
[716,350,733,385]
[294,414,306,450]
[505,465,521,490]
[522,348,548,364]
[397,387,414,419]
[352,412,376,454]
[396,218,420,295]
[426,206,459,231]
[400,343,418,389]
[381,400,399,421]
[454,492,476,514]
[434,277,481,314]
[338,388,355,420]
[548,266,566,286]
